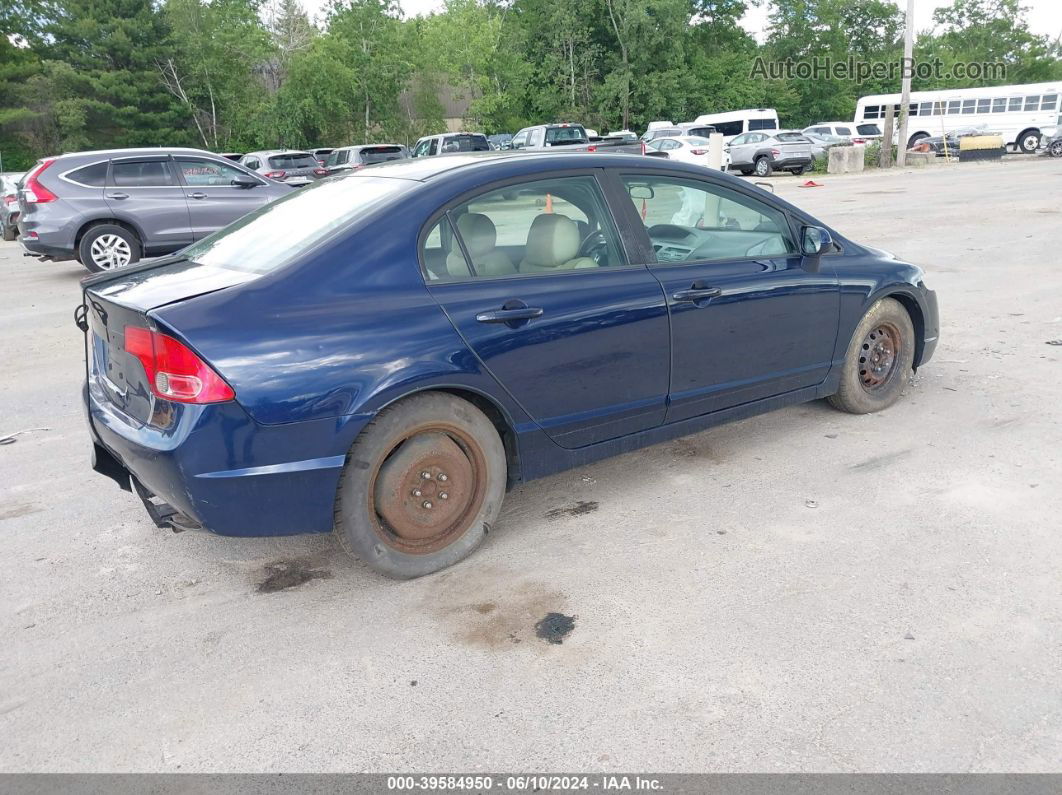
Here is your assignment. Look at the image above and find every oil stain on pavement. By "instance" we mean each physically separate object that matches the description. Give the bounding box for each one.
[544,500,598,520]
[256,559,334,593]
[535,612,576,644]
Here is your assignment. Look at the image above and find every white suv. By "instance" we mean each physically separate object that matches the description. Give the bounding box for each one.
[803,122,883,145]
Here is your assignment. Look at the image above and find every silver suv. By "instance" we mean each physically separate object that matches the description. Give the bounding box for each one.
[18,148,291,272]
[239,150,329,186]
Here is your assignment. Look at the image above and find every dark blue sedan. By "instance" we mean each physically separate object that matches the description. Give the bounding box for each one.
[80,152,939,577]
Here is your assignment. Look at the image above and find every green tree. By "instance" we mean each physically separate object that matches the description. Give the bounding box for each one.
[37,0,192,151]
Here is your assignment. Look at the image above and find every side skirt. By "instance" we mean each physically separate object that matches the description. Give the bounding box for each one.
[514,377,838,484]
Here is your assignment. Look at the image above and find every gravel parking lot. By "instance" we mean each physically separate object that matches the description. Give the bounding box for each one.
[2,158,1060,773]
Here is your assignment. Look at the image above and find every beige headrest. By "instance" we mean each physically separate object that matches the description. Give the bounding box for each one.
[523,214,579,268]
[456,213,497,258]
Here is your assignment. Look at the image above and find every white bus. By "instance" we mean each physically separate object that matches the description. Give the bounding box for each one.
[691,108,780,142]
[856,82,1062,152]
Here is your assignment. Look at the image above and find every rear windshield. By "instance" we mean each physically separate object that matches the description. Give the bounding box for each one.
[775,132,807,142]
[748,118,777,131]
[684,137,711,146]
[360,146,405,164]
[440,135,489,153]
[268,153,318,169]
[545,126,588,145]
[685,127,715,137]
[181,177,407,275]
[856,124,882,136]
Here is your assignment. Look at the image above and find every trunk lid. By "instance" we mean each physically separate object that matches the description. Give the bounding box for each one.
[774,133,813,158]
[82,259,255,425]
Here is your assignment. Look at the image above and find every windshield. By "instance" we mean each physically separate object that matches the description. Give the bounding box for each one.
[775,132,807,142]
[182,177,408,274]
[856,124,882,136]
[545,126,588,145]
[268,153,318,169]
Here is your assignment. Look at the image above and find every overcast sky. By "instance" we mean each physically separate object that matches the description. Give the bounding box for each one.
[299,0,1062,42]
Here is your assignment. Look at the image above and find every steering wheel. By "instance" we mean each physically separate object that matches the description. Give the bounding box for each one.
[578,229,610,264]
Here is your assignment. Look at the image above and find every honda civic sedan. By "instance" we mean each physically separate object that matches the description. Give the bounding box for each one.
[80,152,939,578]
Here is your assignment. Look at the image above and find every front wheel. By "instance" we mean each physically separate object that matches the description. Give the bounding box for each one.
[1017,129,1041,154]
[738,168,754,176]
[1,222,15,242]
[334,392,507,578]
[753,156,772,177]
[78,224,141,273]
[828,298,915,414]
[790,165,807,176]
[1049,140,1062,158]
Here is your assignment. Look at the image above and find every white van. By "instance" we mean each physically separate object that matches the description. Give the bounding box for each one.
[691,108,780,142]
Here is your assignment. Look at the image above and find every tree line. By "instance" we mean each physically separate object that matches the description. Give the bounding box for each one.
[0,0,1059,170]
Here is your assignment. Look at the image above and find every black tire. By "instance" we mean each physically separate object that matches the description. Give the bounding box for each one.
[790,165,807,176]
[1,222,15,242]
[334,392,506,578]
[907,132,929,150]
[1050,140,1062,158]
[828,298,916,415]
[753,156,773,177]
[77,223,141,273]
[1017,129,1040,154]
[738,168,754,176]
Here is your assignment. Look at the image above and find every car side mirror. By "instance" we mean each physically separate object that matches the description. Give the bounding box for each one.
[801,225,833,270]
[231,174,259,189]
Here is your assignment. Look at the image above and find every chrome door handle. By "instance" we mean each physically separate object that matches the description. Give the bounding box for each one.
[106,192,129,200]
[187,192,207,200]
[672,286,721,302]
[475,307,544,323]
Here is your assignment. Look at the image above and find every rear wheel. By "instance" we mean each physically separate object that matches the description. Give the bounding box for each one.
[790,165,807,176]
[1,222,15,242]
[334,392,506,578]
[1050,140,1062,158]
[78,224,141,273]
[828,298,915,414]
[738,168,754,176]
[753,156,772,177]
[907,132,929,150]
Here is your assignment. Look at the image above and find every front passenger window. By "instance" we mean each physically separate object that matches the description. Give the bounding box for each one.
[622,175,797,262]
[176,158,252,187]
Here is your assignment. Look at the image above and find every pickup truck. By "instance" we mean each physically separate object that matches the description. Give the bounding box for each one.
[511,123,663,156]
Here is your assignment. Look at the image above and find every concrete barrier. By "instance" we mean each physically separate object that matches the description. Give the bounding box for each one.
[827,146,864,174]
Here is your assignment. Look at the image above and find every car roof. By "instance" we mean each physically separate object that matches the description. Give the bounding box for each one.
[338,150,729,182]
[55,146,225,160]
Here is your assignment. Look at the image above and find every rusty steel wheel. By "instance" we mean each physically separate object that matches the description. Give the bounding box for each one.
[334,392,506,578]
[370,425,488,555]
[857,322,902,391]
[828,297,915,415]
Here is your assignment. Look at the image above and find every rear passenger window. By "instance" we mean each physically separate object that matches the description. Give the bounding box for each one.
[111,161,176,187]
[66,162,109,187]
[421,216,469,281]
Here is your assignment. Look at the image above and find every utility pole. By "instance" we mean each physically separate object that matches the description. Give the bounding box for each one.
[895,0,915,167]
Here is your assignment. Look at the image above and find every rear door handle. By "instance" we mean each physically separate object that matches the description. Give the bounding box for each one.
[187,192,207,200]
[672,285,722,302]
[476,307,544,323]
[106,192,129,200]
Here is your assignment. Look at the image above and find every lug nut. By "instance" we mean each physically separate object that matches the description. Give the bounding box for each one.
[440,492,449,500]
[421,471,431,479]
[438,473,448,482]
[422,501,433,509]
[412,488,422,497]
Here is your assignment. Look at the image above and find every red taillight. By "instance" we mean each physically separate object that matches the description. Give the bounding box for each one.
[3,194,16,205]
[587,145,597,152]
[690,148,708,155]
[640,141,647,155]
[265,170,286,179]
[313,168,328,176]
[125,327,235,404]
[770,148,781,157]
[852,137,867,144]
[24,158,58,203]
